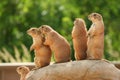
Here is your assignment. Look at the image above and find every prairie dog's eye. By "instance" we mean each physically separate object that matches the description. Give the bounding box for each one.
[93,13,97,16]
[32,29,35,31]
[32,29,36,31]
[41,25,45,29]
[41,26,44,28]
[19,67,22,69]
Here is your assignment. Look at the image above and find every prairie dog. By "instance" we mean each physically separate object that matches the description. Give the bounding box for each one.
[87,13,104,60]
[16,66,30,80]
[72,18,87,60]
[27,28,52,68]
[39,25,71,63]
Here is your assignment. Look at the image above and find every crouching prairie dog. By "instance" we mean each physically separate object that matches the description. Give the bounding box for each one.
[27,27,52,68]
[39,25,71,63]
[87,13,104,60]
[72,18,87,60]
[16,66,30,80]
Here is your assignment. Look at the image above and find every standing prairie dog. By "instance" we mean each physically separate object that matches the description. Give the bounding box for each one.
[39,25,71,63]
[87,13,104,60]
[27,27,52,68]
[72,18,87,60]
[16,66,30,80]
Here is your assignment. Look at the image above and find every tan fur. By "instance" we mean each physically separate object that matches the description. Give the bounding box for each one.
[16,66,30,80]
[72,18,87,60]
[39,25,71,63]
[87,13,104,60]
[27,28,52,68]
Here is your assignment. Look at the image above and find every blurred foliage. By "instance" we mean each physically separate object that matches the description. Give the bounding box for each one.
[0,0,120,62]
[0,44,31,62]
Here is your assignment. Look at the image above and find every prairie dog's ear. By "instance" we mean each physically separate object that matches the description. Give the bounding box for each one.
[44,26,49,32]
[37,28,41,34]
[38,27,42,32]
[96,14,102,21]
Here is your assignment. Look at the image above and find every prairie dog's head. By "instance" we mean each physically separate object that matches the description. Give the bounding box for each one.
[39,25,53,34]
[74,18,86,27]
[16,66,30,75]
[27,27,41,38]
[88,13,103,22]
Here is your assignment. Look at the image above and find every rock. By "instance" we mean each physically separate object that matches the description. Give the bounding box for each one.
[26,60,120,80]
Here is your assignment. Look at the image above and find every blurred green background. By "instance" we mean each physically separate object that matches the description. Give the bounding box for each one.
[0,0,120,62]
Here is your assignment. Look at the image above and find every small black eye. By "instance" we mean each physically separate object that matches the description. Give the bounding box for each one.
[19,67,22,69]
[41,26,45,28]
[32,29,35,31]
[93,14,97,16]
